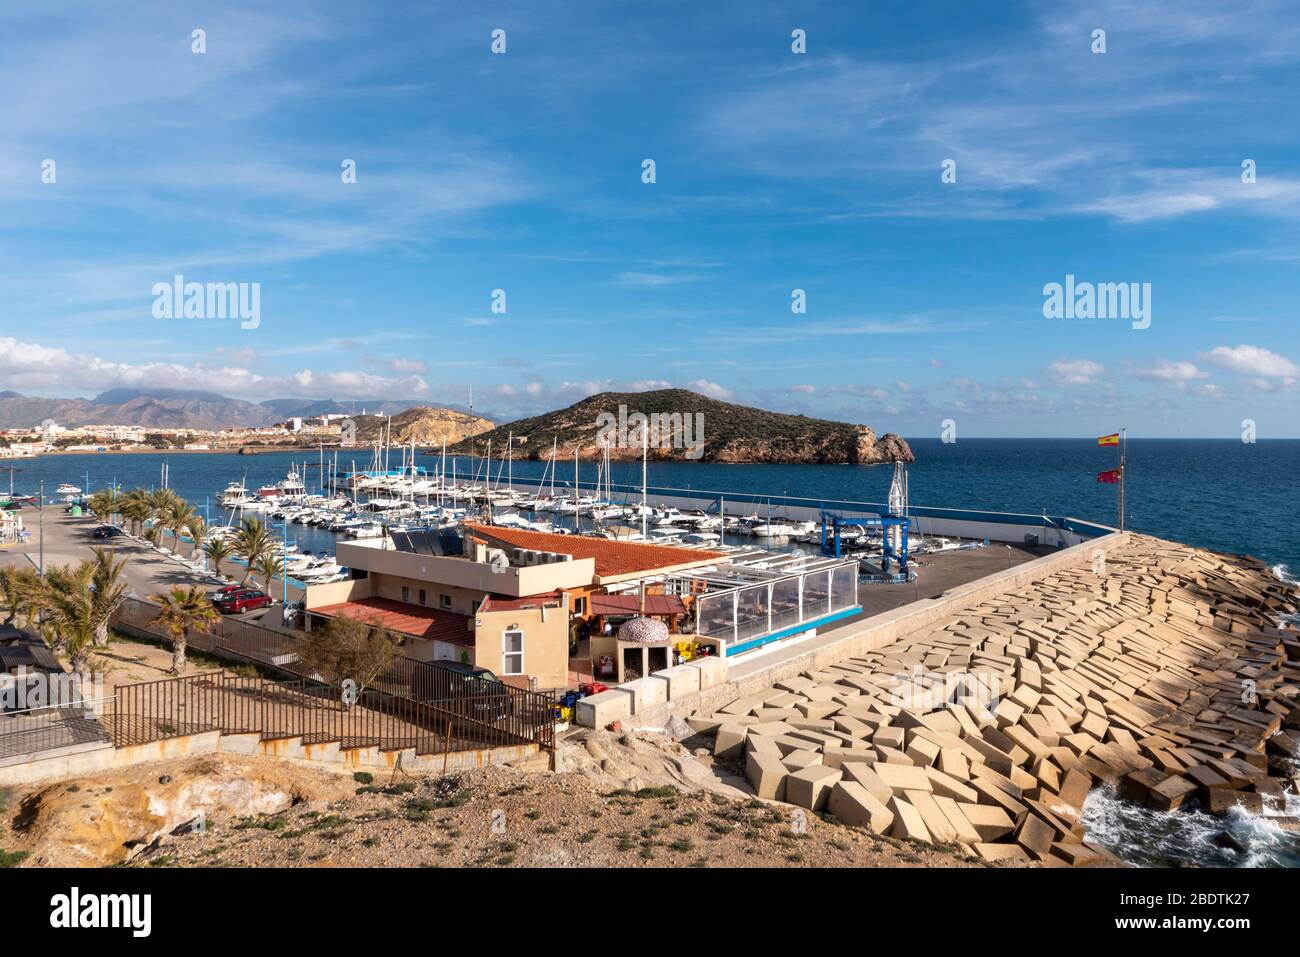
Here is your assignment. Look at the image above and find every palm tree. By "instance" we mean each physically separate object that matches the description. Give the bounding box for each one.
[203,537,234,579]
[150,585,221,675]
[85,489,117,525]
[121,496,151,536]
[233,516,274,587]
[159,497,192,553]
[184,514,206,559]
[88,547,130,647]
[252,553,285,592]
[0,565,42,626]
[39,562,99,672]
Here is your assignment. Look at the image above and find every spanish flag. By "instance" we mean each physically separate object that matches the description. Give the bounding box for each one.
[1097,432,1120,446]
[1097,468,1122,484]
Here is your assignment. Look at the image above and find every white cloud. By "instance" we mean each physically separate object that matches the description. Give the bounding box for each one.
[1133,359,1208,383]
[387,357,428,374]
[1048,359,1105,385]
[686,379,733,400]
[1202,344,1299,379]
[0,336,429,399]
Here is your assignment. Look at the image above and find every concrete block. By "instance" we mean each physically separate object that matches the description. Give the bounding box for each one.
[887,796,932,842]
[874,762,932,794]
[746,752,788,801]
[576,689,631,728]
[924,766,979,804]
[842,763,894,806]
[746,734,783,757]
[960,803,1016,842]
[682,655,726,689]
[874,726,906,751]
[713,723,749,758]
[1147,775,1197,811]
[931,795,983,846]
[780,749,823,772]
[974,842,1029,863]
[616,676,667,714]
[652,664,701,700]
[1015,812,1055,861]
[822,746,875,770]
[827,782,894,833]
[686,715,723,734]
[905,789,958,843]
[785,765,842,811]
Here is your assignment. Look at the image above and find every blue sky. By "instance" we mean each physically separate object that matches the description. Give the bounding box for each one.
[1,0,1299,437]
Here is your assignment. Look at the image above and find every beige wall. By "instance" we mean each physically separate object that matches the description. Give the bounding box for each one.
[335,541,595,596]
[302,577,372,609]
[367,572,486,618]
[474,606,569,689]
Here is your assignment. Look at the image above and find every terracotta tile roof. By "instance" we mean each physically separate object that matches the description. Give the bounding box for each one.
[589,593,687,617]
[312,598,474,647]
[479,591,563,614]
[464,522,724,579]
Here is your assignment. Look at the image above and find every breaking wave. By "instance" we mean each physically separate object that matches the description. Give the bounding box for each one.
[1082,782,1300,867]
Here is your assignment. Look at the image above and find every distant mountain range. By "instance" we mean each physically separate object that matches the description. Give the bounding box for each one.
[447,388,914,464]
[0,389,454,431]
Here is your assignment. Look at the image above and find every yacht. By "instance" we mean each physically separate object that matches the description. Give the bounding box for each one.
[257,470,307,500]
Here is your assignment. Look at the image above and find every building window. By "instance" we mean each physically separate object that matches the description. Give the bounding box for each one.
[401,586,410,602]
[418,589,427,605]
[440,594,452,609]
[503,630,524,675]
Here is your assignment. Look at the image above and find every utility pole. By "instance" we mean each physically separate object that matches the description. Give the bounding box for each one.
[38,480,44,576]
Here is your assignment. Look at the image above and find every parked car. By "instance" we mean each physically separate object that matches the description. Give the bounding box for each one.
[92,525,120,539]
[210,585,243,604]
[215,589,272,615]
[412,662,513,723]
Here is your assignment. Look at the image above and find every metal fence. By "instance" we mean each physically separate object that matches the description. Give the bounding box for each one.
[0,701,114,762]
[106,671,551,755]
[109,597,555,754]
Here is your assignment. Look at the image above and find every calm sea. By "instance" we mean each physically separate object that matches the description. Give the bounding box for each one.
[7,438,1296,571]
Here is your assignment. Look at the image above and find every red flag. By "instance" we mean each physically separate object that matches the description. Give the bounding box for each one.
[1097,432,1119,446]
[1097,469,1121,484]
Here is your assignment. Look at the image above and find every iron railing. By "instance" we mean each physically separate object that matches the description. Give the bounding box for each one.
[105,671,550,754]
[109,597,555,753]
[0,701,114,761]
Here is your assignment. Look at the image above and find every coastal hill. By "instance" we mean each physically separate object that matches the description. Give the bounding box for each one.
[447,389,914,464]
[0,389,444,431]
[351,406,493,446]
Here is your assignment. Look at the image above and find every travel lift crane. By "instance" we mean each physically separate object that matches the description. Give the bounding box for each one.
[819,462,913,581]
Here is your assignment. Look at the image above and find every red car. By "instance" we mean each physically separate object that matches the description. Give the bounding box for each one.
[216,589,272,614]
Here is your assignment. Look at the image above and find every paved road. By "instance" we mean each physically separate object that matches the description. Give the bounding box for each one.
[0,510,273,610]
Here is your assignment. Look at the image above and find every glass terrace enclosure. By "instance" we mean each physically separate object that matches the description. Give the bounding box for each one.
[679,557,861,656]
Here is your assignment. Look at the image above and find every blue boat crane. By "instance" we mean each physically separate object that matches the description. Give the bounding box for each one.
[819,509,910,574]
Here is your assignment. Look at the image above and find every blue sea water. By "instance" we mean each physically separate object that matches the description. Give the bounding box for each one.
[5,438,1298,571]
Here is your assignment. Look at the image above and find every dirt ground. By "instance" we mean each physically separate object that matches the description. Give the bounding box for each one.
[1,730,991,869]
[89,633,235,697]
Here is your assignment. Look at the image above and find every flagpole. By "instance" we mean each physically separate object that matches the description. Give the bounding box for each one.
[1119,428,1126,532]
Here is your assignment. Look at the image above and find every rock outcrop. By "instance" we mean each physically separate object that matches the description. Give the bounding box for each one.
[448,389,913,465]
